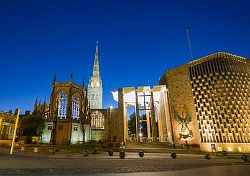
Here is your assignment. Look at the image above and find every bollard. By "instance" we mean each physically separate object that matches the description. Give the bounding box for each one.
[20,146,25,151]
[242,155,250,162]
[108,150,113,156]
[241,154,246,160]
[205,154,211,160]
[119,151,125,159]
[171,152,177,159]
[139,151,144,157]
[49,148,55,154]
[34,147,38,153]
[93,147,98,154]
[83,150,89,157]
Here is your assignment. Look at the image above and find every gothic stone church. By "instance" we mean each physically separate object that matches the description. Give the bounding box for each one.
[40,42,112,145]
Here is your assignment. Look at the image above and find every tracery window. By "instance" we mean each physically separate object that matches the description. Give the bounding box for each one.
[58,91,67,119]
[91,111,104,129]
[72,94,80,119]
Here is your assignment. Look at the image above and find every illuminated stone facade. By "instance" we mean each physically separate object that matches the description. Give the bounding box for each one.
[112,86,169,143]
[160,52,250,152]
[0,110,17,140]
[40,74,91,145]
[88,41,103,109]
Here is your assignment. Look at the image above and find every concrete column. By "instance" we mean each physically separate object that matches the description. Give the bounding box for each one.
[157,104,164,142]
[146,108,151,139]
[135,90,140,142]
[165,90,173,143]
[123,104,128,142]
[118,88,125,142]
[150,90,157,142]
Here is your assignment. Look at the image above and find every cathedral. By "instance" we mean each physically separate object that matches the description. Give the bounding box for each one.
[40,41,115,145]
[40,42,104,145]
[88,41,103,109]
[40,73,91,145]
[38,46,250,153]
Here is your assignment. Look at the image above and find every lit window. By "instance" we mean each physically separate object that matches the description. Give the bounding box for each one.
[58,91,67,119]
[72,94,80,119]
[217,147,223,151]
[228,147,232,151]
[91,111,104,129]
[238,147,242,152]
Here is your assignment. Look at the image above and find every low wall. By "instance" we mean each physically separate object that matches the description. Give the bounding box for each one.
[200,143,250,153]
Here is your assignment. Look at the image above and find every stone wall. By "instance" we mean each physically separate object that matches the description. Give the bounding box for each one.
[40,122,53,143]
[70,122,84,144]
[160,64,200,146]
[90,108,123,143]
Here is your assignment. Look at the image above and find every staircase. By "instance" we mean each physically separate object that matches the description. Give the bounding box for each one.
[124,142,201,154]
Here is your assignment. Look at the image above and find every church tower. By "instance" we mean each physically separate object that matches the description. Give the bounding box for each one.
[88,41,103,109]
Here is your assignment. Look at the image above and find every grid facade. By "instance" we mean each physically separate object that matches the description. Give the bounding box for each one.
[188,53,250,144]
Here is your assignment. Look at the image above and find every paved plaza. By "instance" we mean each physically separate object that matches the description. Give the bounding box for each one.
[0,147,250,176]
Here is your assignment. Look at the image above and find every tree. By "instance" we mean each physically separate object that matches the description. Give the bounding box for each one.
[141,115,147,137]
[19,112,45,138]
[128,113,136,134]
[128,113,148,136]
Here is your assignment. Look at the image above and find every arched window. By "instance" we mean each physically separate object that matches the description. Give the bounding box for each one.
[72,94,80,119]
[58,91,67,119]
[91,111,104,129]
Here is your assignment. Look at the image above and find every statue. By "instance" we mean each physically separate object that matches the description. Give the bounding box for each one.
[174,112,193,140]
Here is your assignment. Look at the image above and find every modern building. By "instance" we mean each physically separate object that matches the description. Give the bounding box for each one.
[111,86,168,143]
[159,52,250,152]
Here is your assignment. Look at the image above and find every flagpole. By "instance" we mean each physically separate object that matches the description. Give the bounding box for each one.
[185,26,193,60]
[10,109,20,155]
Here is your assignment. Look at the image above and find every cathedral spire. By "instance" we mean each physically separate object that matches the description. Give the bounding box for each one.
[53,73,56,83]
[34,97,38,112]
[82,78,85,88]
[88,41,103,109]
[70,72,73,82]
[93,41,100,77]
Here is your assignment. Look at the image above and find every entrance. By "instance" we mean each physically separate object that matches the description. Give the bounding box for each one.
[112,85,169,143]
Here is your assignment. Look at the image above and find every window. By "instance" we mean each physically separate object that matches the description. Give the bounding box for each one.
[48,125,53,130]
[72,94,80,119]
[73,125,78,131]
[58,91,67,119]
[58,125,63,130]
[91,111,104,129]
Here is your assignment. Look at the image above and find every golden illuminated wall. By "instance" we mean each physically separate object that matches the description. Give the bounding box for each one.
[188,52,250,144]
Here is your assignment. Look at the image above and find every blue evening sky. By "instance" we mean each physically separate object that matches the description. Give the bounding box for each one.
[0,0,249,113]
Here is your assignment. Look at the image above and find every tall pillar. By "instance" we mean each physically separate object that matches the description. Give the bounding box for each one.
[135,90,140,142]
[157,103,163,142]
[124,104,128,142]
[146,108,151,140]
[118,88,125,142]
[150,90,157,142]
[165,90,173,143]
